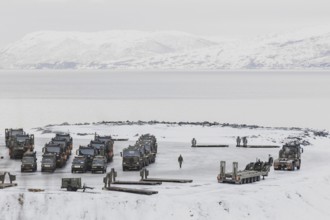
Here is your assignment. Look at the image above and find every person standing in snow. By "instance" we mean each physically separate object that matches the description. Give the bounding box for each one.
[178,155,183,168]
[236,136,241,147]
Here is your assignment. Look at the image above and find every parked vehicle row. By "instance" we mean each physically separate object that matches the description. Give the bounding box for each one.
[72,134,114,174]
[122,134,158,171]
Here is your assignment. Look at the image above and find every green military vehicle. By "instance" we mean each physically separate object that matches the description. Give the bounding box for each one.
[8,133,34,159]
[51,136,72,157]
[91,156,107,174]
[21,151,37,172]
[5,128,24,148]
[71,156,88,173]
[94,134,114,162]
[41,153,57,172]
[76,146,97,171]
[122,146,145,171]
[54,133,73,152]
[274,142,302,171]
[43,143,67,168]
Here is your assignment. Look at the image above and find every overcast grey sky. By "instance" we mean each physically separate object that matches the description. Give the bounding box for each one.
[0,0,329,47]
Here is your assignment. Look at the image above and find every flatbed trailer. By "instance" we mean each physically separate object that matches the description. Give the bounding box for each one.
[217,161,269,184]
[192,145,229,148]
[237,145,280,148]
[140,168,193,183]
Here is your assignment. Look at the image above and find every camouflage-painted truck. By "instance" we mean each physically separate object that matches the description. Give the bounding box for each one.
[122,145,145,171]
[21,151,37,172]
[8,133,34,159]
[42,143,67,168]
[53,133,73,155]
[76,146,97,171]
[274,142,302,171]
[5,128,24,148]
[93,134,114,162]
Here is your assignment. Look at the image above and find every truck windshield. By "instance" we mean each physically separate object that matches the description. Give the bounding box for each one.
[52,140,65,145]
[42,158,54,163]
[22,157,34,163]
[79,149,95,156]
[16,136,29,142]
[123,150,140,157]
[90,143,104,149]
[73,158,85,163]
[46,147,60,154]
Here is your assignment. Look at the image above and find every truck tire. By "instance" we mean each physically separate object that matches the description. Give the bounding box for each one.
[291,163,295,171]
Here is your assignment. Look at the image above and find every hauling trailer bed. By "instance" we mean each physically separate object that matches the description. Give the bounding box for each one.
[237,145,280,148]
[112,181,161,185]
[192,145,229,148]
[103,186,158,195]
[217,161,270,184]
[142,178,193,183]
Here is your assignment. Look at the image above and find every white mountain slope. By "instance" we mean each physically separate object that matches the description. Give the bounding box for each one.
[0,30,217,69]
[0,27,329,69]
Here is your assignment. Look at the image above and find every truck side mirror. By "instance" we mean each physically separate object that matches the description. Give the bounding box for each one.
[42,147,45,153]
[120,152,122,157]
[76,149,79,155]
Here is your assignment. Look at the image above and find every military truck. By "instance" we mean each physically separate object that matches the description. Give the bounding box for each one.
[5,128,25,148]
[41,153,57,172]
[122,146,145,171]
[136,140,156,164]
[91,156,107,174]
[274,142,302,171]
[71,156,87,173]
[51,137,71,158]
[54,133,73,154]
[21,151,37,172]
[8,133,34,159]
[138,134,158,153]
[42,143,67,168]
[76,146,97,171]
[94,134,114,162]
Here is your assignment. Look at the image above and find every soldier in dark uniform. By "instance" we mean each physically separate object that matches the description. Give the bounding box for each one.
[236,136,241,147]
[243,137,248,147]
[191,138,197,147]
[178,155,183,168]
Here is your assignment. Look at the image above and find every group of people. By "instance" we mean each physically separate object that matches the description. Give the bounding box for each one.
[236,136,248,147]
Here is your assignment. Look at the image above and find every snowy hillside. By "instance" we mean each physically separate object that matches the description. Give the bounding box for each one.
[0,27,330,69]
[0,122,330,220]
[0,31,217,69]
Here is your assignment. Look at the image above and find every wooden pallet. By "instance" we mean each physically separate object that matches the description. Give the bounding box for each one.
[142,178,193,183]
[112,181,161,185]
[103,186,158,195]
[237,145,280,148]
[192,145,229,148]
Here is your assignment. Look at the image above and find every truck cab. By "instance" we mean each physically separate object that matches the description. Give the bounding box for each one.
[41,153,56,172]
[21,151,37,172]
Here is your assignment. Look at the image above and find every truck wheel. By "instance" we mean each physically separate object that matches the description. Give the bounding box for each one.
[297,160,301,170]
[291,163,295,171]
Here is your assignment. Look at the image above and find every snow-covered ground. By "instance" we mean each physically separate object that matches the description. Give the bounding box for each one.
[0,26,329,70]
[0,123,329,220]
[0,70,329,219]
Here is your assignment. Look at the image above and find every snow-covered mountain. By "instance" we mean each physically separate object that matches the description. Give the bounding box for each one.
[0,28,329,70]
